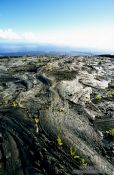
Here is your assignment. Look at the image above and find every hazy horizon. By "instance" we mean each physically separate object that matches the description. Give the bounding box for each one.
[0,0,114,53]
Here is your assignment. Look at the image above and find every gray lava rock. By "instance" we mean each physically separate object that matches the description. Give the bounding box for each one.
[0,56,114,175]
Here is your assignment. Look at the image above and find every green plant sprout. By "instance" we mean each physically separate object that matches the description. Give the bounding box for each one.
[106,90,114,98]
[106,128,114,137]
[12,100,25,108]
[57,135,63,146]
[95,95,102,100]
[12,101,17,107]
[70,147,87,167]
[79,158,87,166]
[70,147,80,159]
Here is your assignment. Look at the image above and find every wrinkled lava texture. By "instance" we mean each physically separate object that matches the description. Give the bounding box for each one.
[0,55,114,175]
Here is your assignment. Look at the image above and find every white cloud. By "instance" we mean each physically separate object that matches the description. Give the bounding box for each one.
[22,32,36,41]
[0,29,21,40]
[0,27,114,51]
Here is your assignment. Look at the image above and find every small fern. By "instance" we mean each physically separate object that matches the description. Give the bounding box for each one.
[95,95,102,100]
[34,117,40,124]
[106,128,114,137]
[12,101,17,107]
[57,135,63,146]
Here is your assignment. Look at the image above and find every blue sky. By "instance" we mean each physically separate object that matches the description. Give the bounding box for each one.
[0,0,114,51]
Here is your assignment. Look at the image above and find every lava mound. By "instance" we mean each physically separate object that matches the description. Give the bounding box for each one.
[0,56,114,175]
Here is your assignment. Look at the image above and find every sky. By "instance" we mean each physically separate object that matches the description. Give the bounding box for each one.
[0,0,114,52]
